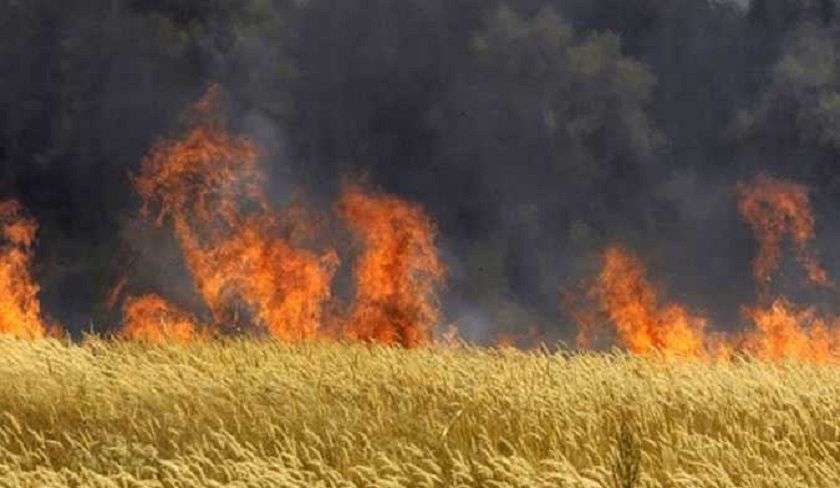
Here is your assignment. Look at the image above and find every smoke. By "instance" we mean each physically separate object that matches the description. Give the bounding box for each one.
[4,0,840,343]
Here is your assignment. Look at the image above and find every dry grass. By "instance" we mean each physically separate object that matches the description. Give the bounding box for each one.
[1,336,840,487]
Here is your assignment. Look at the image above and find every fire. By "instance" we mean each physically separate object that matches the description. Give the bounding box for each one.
[733,173,840,363]
[131,85,337,341]
[572,174,840,362]
[0,200,48,339]
[737,173,829,293]
[134,87,265,230]
[742,299,839,363]
[176,214,339,341]
[338,183,445,347]
[120,294,202,344]
[111,88,840,361]
[589,246,707,358]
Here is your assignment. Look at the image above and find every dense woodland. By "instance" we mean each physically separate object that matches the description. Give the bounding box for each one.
[2,0,840,338]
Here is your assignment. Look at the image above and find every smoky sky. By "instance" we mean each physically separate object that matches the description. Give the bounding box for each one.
[3,0,840,340]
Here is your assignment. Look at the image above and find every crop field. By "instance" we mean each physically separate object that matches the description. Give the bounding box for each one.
[1,337,839,487]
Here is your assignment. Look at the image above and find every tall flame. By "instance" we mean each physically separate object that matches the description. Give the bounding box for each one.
[589,246,707,358]
[0,200,48,339]
[131,86,337,341]
[573,174,840,362]
[338,183,445,347]
[176,214,339,341]
[735,174,840,362]
[737,173,829,293]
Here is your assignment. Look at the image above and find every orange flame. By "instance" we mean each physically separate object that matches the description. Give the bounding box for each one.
[737,173,829,293]
[742,299,839,363]
[131,85,337,341]
[734,173,840,363]
[589,246,707,358]
[338,183,445,347]
[176,214,339,341]
[120,294,202,344]
[0,200,48,339]
[134,86,265,231]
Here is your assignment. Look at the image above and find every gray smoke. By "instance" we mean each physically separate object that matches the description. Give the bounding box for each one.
[3,0,840,341]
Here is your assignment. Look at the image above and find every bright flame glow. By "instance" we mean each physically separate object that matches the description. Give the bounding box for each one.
[339,183,445,347]
[589,246,707,358]
[131,85,337,341]
[120,294,202,344]
[0,200,48,339]
[737,173,830,293]
[742,299,839,363]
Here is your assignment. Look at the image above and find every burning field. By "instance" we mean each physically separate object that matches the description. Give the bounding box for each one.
[5,86,840,362]
[5,86,840,486]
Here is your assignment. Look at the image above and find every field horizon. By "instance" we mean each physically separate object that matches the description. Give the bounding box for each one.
[1,336,838,487]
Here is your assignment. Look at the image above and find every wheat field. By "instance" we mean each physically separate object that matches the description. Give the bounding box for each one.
[1,337,839,487]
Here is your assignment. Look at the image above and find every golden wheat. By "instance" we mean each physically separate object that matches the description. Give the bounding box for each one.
[1,336,839,487]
